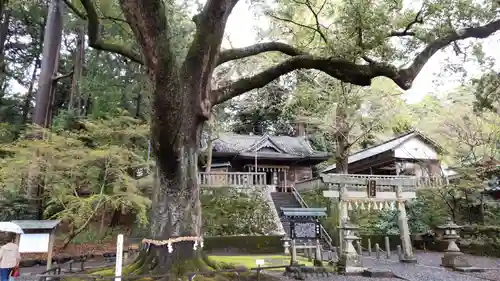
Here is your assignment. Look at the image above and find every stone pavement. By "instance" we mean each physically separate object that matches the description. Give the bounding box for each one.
[361,250,500,280]
[265,251,500,281]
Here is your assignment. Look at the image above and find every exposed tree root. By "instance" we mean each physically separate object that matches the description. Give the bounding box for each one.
[80,250,279,281]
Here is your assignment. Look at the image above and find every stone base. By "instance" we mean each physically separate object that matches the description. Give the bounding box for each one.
[338,253,362,267]
[399,256,418,263]
[453,266,485,272]
[362,269,394,278]
[441,252,471,268]
[339,267,366,275]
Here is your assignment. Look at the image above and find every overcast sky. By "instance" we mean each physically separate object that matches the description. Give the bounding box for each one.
[223,1,500,103]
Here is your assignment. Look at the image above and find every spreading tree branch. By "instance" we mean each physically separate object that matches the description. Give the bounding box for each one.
[390,9,424,37]
[183,0,240,118]
[63,0,143,64]
[80,0,143,64]
[303,0,329,45]
[218,42,305,65]
[268,14,321,38]
[53,70,74,81]
[63,0,86,19]
[212,19,500,105]
[118,0,173,71]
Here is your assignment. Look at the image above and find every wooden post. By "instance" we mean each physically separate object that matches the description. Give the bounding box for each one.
[385,236,391,259]
[315,239,322,261]
[367,238,372,256]
[375,243,380,259]
[291,239,297,264]
[115,234,124,281]
[46,230,56,271]
[308,241,313,261]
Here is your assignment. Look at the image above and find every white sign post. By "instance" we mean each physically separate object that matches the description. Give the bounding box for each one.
[115,234,124,281]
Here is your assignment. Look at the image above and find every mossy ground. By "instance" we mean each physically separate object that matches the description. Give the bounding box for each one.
[65,253,302,281]
[209,255,312,270]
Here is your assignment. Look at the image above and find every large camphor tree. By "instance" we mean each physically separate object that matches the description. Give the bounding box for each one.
[62,0,500,275]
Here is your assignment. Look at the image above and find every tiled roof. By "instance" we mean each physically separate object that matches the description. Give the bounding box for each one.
[213,133,328,157]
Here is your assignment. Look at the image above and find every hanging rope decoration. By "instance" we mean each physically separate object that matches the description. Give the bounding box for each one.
[141,236,204,253]
[344,200,397,211]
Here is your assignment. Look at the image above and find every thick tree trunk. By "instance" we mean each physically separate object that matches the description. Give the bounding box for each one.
[21,59,40,126]
[147,136,202,272]
[33,0,63,127]
[138,76,204,273]
[69,26,84,114]
[204,114,214,173]
[0,9,10,86]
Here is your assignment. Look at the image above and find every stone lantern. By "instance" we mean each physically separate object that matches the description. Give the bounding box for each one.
[282,236,291,255]
[437,218,471,268]
[338,218,364,274]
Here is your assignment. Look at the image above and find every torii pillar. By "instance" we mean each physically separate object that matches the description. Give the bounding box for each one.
[396,185,417,263]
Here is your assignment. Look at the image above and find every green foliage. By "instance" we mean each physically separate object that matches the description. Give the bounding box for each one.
[473,71,500,114]
[364,198,443,235]
[0,123,15,144]
[0,191,36,221]
[0,116,151,241]
[202,187,277,236]
[224,80,295,136]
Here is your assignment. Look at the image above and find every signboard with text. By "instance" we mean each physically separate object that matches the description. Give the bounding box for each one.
[367,180,377,197]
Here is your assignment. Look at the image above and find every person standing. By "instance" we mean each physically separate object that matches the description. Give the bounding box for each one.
[0,234,20,281]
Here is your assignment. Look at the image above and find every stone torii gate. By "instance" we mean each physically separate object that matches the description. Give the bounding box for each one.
[321,174,418,263]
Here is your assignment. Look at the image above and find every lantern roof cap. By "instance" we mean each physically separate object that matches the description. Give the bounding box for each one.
[437,218,462,229]
[340,218,359,230]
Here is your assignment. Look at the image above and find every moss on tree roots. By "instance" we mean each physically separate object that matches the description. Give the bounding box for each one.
[80,251,278,281]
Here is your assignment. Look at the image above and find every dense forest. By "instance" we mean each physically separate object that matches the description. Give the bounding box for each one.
[1,0,500,275]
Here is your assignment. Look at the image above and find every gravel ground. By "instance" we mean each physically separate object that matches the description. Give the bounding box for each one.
[13,251,500,281]
[265,251,500,281]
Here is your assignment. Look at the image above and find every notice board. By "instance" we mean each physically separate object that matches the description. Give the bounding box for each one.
[19,233,50,253]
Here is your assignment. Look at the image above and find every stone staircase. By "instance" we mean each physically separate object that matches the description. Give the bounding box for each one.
[271,192,301,238]
[270,191,335,254]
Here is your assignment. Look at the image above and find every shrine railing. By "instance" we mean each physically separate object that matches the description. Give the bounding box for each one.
[198,172,267,187]
[291,187,334,251]
[294,174,453,191]
[416,176,451,188]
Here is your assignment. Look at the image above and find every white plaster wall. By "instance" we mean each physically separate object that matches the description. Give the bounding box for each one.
[399,162,429,177]
[394,137,438,160]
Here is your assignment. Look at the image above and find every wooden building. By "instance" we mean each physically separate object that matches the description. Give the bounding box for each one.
[199,133,330,191]
[294,131,458,192]
[322,130,453,177]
